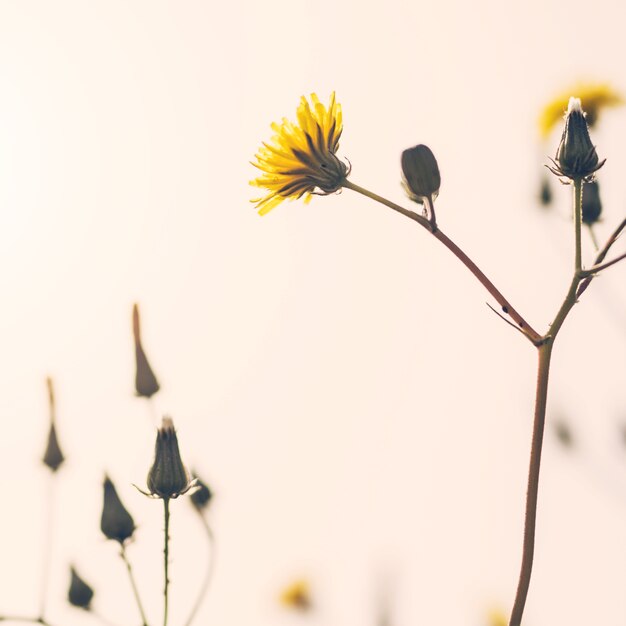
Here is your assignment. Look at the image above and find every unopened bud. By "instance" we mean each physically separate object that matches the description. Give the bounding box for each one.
[190,472,213,512]
[549,97,605,181]
[146,417,194,499]
[101,476,136,543]
[133,304,160,398]
[582,180,602,225]
[68,566,94,610]
[42,421,65,472]
[401,144,441,203]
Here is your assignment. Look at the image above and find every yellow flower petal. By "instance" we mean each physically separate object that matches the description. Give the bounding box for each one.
[250,93,349,215]
[539,82,623,139]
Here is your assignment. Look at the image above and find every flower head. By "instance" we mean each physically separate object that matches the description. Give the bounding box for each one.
[401,144,441,204]
[145,417,195,499]
[539,82,622,138]
[250,92,349,215]
[133,304,160,399]
[101,475,136,544]
[68,566,94,610]
[548,97,605,181]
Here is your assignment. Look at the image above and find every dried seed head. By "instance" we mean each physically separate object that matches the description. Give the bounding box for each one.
[133,304,160,398]
[401,144,441,204]
[68,566,94,610]
[101,475,136,543]
[146,417,194,499]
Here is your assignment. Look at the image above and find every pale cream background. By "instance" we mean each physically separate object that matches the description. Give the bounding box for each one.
[1,1,626,625]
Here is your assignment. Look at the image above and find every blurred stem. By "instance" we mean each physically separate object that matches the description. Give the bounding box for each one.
[163,498,171,626]
[587,224,599,251]
[509,177,584,626]
[39,474,57,618]
[343,180,542,344]
[120,544,149,626]
[0,617,56,625]
[184,514,216,626]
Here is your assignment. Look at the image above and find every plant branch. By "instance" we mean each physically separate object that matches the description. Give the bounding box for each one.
[39,475,56,620]
[580,250,626,277]
[0,617,55,625]
[120,545,149,626]
[343,180,542,344]
[184,514,216,626]
[577,216,626,297]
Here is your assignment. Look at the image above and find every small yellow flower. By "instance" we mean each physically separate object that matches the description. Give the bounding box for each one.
[279,579,312,611]
[250,93,349,215]
[487,608,508,626]
[539,82,622,139]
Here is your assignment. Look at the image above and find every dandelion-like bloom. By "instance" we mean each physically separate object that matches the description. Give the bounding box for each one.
[539,82,622,138]
[250,93,349,215]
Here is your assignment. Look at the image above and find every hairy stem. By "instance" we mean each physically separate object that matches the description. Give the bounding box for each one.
[120,545,149,626]
[184,514,216,626]
[343,180,542,344]
[163,498,171,626]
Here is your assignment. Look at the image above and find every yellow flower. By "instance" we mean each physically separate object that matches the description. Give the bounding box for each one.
[279,579,312,610]
[539,82,622,139]
[487,608,508,626]
[250,93,349,215]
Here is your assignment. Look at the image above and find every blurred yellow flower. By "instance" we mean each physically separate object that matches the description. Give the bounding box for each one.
[539,83,622,139]
[487,608,508,626]
[279,578,312,610]
[250,92,349,216]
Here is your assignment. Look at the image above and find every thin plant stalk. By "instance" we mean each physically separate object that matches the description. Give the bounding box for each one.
[184,515,216,626]
[39,475,57,620]
[163,498,171,626]
[343,180,543,344]
[120,545,150,626]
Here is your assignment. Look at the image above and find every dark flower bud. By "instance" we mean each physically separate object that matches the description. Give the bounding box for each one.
[549,97,605,181]
[401,144,441,204]
[190,472,213,511]
[101,475,136,543]
[146,417,194,499]
[42,422,65,472]
[42,377,65,472]
[582,180,602,225]
[133,304,160,398]
[539,176,552,207]
[68,566,94,610]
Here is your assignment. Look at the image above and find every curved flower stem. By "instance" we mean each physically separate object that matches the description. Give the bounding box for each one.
[163,498,171,626]
[509,177,584,626]
[343,180,542,344]
[184,514,216,626]
[120,545,150,626]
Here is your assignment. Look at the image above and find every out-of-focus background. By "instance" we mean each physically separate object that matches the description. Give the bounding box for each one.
[1,1,626,625]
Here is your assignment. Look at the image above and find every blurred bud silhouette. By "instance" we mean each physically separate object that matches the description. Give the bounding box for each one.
[582,180,602,225]
[101,475,136,543]
[133,303,160,398]
[539,175,553,207]
[401,144,441,204]
[280,579,312,611]
[42,378,65,472]
[68,566,94,610]
[146,417,195,499]
[553,419,574,449]
[549,97,604,181]
[190,471,214,512]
